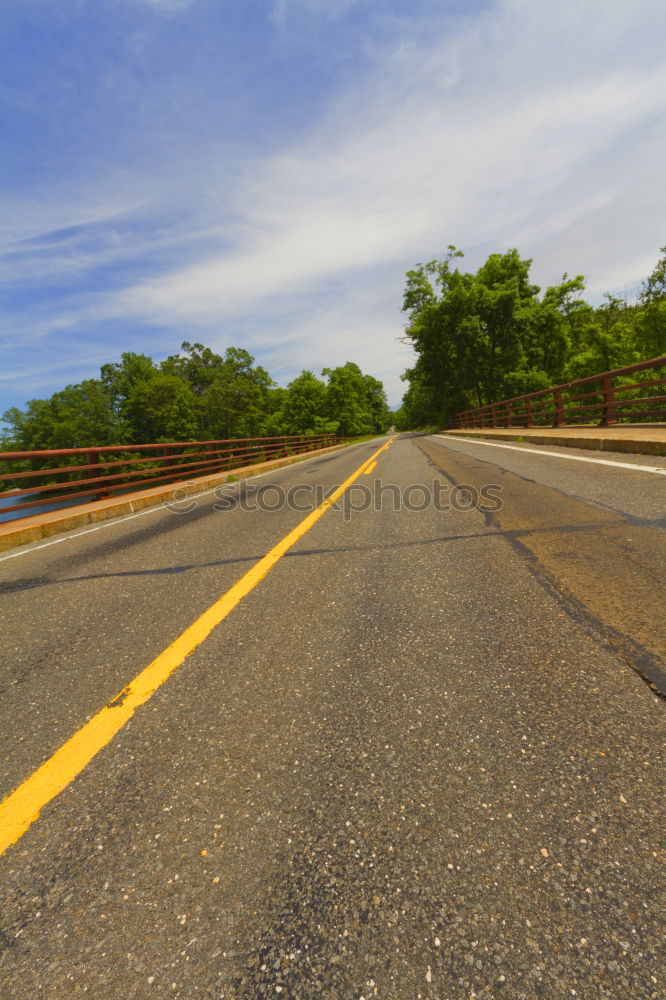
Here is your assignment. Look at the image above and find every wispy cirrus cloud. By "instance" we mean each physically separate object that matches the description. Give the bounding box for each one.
[96,1,666,321]
[1,0,665,411]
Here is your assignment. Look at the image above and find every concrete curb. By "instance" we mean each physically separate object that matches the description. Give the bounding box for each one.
[438,429,666,457]
[0,440,359,554]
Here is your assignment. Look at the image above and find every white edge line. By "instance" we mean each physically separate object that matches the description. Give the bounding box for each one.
[0,438,380,564]
[436,435,666,475]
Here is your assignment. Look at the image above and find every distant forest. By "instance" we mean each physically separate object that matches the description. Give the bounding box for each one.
[1,347,391,451]
[396,245,665,429]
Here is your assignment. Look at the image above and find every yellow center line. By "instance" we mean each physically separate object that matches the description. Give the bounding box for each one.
[0,437,395,856]
[364,460,378,475]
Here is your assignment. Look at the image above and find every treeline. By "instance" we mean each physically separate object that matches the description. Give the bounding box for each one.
[396,245,666,428]
[1,344,391,451]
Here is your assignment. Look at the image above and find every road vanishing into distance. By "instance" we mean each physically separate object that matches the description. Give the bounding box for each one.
[1,433,664,999]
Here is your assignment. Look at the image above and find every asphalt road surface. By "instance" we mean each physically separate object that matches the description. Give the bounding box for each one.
[1,433,664,999]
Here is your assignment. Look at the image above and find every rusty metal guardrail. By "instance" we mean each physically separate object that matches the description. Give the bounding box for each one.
[0,433,347,520]
[450,355,666,430]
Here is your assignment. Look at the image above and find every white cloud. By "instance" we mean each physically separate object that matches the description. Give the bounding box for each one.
[0,194,143,249]
[3,0,666,408]
[97,0,666,328]
[0,355,117,388]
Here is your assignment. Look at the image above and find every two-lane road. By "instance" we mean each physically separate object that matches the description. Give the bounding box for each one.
[1,434,664,999]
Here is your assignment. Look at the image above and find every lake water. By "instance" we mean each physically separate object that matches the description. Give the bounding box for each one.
[0,492,89,524]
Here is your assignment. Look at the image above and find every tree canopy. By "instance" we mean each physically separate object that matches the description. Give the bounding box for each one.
[396,245,666,429]
[1,345,390,451]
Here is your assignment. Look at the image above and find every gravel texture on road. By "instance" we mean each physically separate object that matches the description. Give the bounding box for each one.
[0,434,664,999]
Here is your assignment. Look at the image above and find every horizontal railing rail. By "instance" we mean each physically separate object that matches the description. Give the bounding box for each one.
[0,433,348,520]
[450,356,666,430]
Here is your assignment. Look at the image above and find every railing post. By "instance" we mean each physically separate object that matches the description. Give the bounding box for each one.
[600,375,617,426]
[88,450,109,499]
[449,356,666,435]
[552,389,564,427]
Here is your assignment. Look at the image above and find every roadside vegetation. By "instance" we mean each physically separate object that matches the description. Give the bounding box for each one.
[395,245,665,429]
[1,348,390,451]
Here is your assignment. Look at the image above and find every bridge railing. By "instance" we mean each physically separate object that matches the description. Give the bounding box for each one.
[0,433,345,520]
[450,355,666,430]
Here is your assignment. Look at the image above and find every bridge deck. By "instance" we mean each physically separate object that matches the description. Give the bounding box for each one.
[1,433,664,998]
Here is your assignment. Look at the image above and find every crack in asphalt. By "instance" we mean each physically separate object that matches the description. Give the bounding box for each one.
[416,437,666,698]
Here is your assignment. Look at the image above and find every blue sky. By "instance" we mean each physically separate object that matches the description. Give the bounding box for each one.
[1,0,665,414]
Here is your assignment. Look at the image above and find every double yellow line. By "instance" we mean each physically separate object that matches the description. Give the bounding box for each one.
[0,436,394,856]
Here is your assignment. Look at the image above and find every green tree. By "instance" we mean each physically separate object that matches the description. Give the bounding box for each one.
[262,386,290,435]
[160,343,275,439]
[362,373,391,432]
[161,341,224,396]
[203,348,274,438]
[2,379,118,451]
[100,352,158,441]
[278,371,329,434]
[635,246,666,356]
[323,362,383,436]
[395,365,442,428]
[125,373,198,442]
[566,295,640,380]
[2,343,392,452]
[399,244,666,427]
[471,249,540,401]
